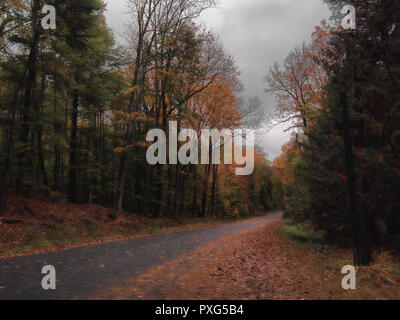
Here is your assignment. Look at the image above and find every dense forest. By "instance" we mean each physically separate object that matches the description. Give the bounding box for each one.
[270,0,400,265]
[0,0,278,222]
[1,0,399,268]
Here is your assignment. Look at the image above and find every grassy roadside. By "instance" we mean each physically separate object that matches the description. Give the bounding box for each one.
[279,219,400,299]
[0,194,270,258]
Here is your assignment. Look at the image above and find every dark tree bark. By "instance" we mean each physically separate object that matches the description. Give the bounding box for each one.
[340,92,372,266]
[35,70,48,187]
[174,117,181,219]
[0,85,20,215]
[201,164,211,217]
[69,89,79,202]
[192,165,198,217]
[146,165,154,217]
[166,165,172,217]
[16,0,41,192]
[115,151,129,213]
[210,164,218,217]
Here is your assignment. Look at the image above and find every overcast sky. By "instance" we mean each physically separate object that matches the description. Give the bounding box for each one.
[104,0,331,161]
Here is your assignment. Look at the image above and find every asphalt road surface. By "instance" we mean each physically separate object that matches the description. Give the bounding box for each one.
[0,212,282,300]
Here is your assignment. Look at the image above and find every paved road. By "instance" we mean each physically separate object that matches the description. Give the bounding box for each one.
[0,212,282,300]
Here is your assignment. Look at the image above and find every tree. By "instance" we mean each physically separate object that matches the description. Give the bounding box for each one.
[265,42,327,131]
[274,0,400,265]
[0,0,279,225]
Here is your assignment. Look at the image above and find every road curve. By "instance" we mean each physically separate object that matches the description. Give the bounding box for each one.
[0,212,282,300]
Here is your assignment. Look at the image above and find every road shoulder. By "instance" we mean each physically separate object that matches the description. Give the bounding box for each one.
[96,220,400,300]
[0,212,280,260]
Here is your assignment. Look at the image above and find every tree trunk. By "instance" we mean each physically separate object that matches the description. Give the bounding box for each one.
[0,85,20,215]
[180,168,186,215]
[201,164,211,217]
[166,165,172,217]
[192,165,198,217]
[174,117,181,219]
[35,70,48,187]
[115,151,129,213]
[146,165,153,217]
[340,92,372,266]
[174,164,180,219]
[17,0,41,192]
[210,165,218,217]
[69,89,79,202]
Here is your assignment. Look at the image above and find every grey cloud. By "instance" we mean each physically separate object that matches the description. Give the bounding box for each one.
[104,0,331,160]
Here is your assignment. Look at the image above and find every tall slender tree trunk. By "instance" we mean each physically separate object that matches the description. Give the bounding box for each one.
[340,92,372,266]
[201,164,211,217]
[35,70,48,187]
[69,89,79,202]
[174,117,181,219]
[0,85,20,215]
[210,165,218,217]
[201,142,213,217]
[166,165,172,217]
[155,164,163,218]
[174,163,180,219]
[114,18,148,213]
[146,165,154,217]
[180,169,186,215]
[115,152,129,213]
[192,165,198,217]
[17,0,41,192]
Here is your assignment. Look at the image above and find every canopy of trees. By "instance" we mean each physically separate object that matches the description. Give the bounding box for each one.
[0,0,275,221]
[269,0,400,266]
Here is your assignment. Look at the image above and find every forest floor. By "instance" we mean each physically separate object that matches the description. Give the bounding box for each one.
[101,220,400,300]
[0,214,281,299]
[0,194,265,258]
[2,194,399,300]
